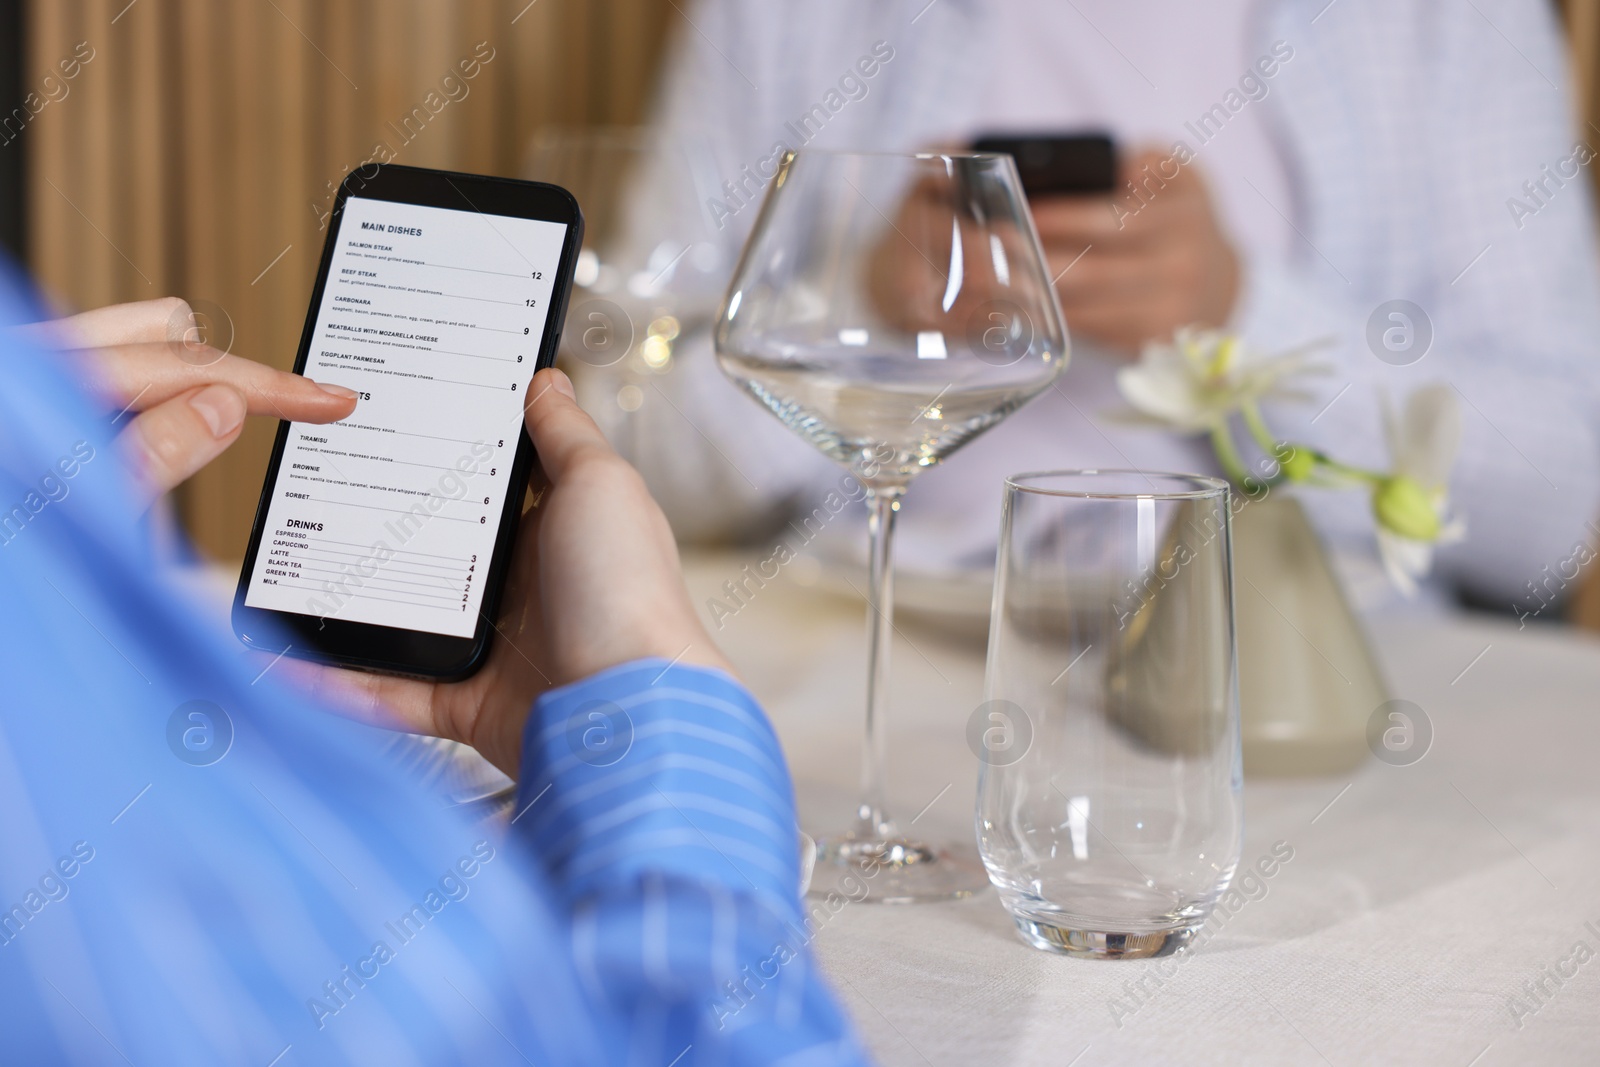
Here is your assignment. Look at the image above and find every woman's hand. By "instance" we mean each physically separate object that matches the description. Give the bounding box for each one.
[15,297,358,508]
[301,367,733,777]
[24,303,727,775]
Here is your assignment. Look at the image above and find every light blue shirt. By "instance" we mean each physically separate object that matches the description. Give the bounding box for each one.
[0,262,870,1066]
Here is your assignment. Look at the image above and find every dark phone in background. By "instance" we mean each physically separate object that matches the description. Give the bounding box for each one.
[973,133,1118,196]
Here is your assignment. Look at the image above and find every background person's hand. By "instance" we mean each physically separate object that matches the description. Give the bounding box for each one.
[1033,147,1240,355]
[15,297,359,509]
[865,171,1052,339]
[302,367,734,778]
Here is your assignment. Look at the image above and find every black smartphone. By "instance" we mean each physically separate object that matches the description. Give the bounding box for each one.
[232,163,583,680]
[972,133,1118,196]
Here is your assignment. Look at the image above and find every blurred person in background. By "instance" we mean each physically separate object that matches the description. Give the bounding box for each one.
[619,0,1600,614]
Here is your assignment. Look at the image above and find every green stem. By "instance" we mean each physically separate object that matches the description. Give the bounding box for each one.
[1240,402,1279,456]
[1243,400,1386,487]
[1317,456,1386,485]
[1209,419,1260,493]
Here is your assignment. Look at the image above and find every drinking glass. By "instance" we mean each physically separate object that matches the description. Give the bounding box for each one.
[979,471,1243,956]
[715,150,1069,901]
[525,128,731,463]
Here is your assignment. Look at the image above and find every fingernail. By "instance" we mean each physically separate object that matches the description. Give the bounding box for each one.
[313,381,360,400]
[189,384,246,438]
[548,368,576,400]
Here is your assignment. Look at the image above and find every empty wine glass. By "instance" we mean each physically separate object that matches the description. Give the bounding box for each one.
[714,150,1069,902]
[524,128,731,464]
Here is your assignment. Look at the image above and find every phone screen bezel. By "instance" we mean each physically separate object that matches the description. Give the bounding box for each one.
[230,163,583,680]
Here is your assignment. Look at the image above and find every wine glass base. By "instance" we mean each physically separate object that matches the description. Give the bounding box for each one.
[810,833,989,903]
[1010,915,1200,960]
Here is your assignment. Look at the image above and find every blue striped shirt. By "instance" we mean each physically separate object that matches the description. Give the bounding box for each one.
[0,264,871,1066]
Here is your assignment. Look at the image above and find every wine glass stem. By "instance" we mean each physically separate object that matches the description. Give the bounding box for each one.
[858,484,903,840]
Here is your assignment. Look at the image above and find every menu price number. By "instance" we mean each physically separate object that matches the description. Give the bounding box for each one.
[477,473,497,525]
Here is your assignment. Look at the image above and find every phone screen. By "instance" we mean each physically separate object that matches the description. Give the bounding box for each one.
[971,133,1117,196]
[241,195,567,639]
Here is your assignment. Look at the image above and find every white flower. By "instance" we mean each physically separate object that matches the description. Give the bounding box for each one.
[1116,327,1325,432]
[1372,384,1465,596]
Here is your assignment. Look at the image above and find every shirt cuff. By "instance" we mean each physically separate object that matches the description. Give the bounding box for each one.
[512,659,803,922]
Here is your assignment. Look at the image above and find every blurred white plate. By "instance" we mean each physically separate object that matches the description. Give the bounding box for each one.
[802,547,995,641]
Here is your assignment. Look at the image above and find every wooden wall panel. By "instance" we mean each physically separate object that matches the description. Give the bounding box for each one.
[1566,0,1600,137]
[25,0,677,560]
[1560,0,1600,630]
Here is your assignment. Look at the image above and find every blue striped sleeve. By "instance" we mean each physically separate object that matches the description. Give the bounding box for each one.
[513,660,873,1067]
[516,660,805,920]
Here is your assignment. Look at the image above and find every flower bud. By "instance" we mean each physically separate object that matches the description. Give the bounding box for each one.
[1274,443,1316,483]
[1372,475,1440,541]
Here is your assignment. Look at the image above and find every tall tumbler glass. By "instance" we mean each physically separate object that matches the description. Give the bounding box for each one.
[977,471,1242,959]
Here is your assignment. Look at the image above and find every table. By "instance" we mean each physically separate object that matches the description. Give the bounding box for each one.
[681,551,1600,1067]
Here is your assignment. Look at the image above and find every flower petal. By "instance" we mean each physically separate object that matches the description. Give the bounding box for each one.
[1117,361,1211,429]
[1396,384,1463,488]
[1375,526,1432,598]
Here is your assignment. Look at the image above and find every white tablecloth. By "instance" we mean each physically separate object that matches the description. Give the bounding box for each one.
[683,552,1600,1067]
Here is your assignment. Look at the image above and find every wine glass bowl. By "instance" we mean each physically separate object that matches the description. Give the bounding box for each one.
[714,150,1069,902]
[716,151,1067,490]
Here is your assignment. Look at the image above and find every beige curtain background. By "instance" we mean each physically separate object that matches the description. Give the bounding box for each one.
[25,0,676,560]
[22,1,1600,623]
[1565,1,1600,126]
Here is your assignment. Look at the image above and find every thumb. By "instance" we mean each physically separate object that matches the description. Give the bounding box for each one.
[523,367,615,483]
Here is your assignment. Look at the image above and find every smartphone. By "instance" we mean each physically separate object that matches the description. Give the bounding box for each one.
[232,163,583,680]
[972,133,1118,196]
